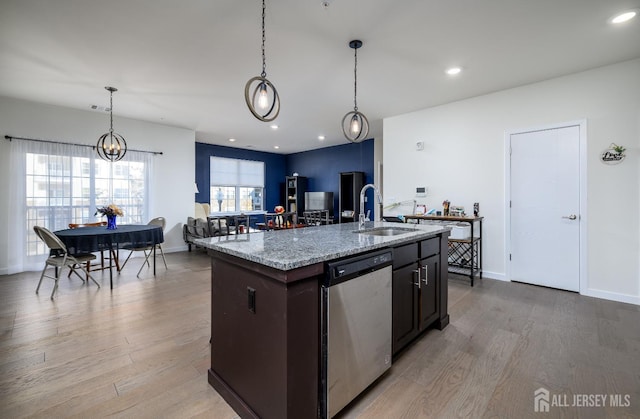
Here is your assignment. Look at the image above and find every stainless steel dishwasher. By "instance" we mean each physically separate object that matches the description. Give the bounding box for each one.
[320,249,393,418]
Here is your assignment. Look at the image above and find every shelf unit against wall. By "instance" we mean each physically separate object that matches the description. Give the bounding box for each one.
[285,176,307,219]
[403,215,483,286]
[338,171,364,223]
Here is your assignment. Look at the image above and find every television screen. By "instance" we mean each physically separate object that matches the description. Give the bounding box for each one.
[305,192,334,217]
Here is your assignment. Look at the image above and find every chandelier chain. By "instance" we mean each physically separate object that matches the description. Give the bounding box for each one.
[109,90,114,133]
[353,46,358,111]
[261,0,266,78]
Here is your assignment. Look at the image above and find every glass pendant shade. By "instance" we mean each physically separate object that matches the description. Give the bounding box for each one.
[96,86,127,162]
[342,40,369,143]
[245,76,280,121]
[342,110,369,143]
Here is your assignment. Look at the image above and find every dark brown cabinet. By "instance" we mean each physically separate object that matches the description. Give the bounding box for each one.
[209,252,321,419]
[392,237,444,356]
[338,171,364,223]
[285,176,307,218]
[392,262,420,352]
[419,254,439,327]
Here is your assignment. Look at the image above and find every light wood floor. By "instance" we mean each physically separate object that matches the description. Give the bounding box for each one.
[1,251,638,418]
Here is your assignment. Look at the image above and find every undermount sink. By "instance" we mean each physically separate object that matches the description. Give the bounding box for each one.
[354,227,416,236]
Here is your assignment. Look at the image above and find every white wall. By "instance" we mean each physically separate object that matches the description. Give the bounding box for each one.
[0,96,195,273]
[383,59,640,305]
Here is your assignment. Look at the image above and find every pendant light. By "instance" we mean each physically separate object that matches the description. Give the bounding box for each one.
[244,0,280,122]
[96,86,127,162]
[342,40,369,143]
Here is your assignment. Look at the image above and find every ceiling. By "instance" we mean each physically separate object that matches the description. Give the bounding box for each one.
[1,0,639,154]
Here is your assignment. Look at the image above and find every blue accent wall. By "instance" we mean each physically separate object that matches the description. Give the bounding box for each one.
[195,139,375,220]
[286,139,375,218]
[195,143,287,213]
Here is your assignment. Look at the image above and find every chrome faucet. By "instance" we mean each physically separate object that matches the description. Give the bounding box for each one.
[359,184,383,227]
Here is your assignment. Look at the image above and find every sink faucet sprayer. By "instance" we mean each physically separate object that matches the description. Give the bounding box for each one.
[359,184,383,227]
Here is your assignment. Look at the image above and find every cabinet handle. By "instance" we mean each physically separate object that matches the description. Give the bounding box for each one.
[422,265,428,285]
[413,269,421,288]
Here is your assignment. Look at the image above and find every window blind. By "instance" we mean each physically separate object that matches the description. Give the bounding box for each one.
[210,157,264,187]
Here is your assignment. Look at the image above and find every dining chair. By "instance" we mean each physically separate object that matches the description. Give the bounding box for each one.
[303,210,325,226]
[33,226,101,299]
[120,217,168,277]
[68,221,119,274]
[232,214,250,234]
[262,213,277,230]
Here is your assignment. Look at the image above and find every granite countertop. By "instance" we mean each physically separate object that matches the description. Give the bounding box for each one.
[195,221,450,271]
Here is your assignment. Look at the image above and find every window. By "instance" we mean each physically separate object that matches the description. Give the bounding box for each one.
[8,139,152,271]
[210,157,264,213]
[25,154,149,256]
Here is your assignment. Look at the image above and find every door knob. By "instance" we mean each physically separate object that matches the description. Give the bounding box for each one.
[561,214,577,220]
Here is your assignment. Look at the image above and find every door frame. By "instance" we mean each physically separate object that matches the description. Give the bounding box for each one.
[504,119,588,294]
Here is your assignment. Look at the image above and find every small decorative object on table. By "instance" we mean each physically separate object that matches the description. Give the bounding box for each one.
[95,204,123,230]
[442,200,450,216]
[274,205,285,227]
[450,206,465,217]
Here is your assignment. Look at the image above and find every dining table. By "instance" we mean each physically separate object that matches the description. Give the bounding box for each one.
[54,224,164,289]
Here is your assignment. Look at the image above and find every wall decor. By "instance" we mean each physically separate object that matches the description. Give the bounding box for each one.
[600,143,626,165]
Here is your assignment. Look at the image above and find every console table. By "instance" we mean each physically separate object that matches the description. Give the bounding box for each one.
[403,215,483,286]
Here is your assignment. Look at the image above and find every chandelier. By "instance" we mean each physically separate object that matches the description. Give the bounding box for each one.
[96,86,127,162]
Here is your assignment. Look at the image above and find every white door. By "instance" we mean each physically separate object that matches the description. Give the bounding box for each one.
[509,125,581,292]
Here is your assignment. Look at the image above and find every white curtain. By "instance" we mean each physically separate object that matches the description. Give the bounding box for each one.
[6,139,153,274]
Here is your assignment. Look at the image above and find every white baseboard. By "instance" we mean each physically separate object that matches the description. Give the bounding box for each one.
[480,271,507,281]
[582,288,640,306]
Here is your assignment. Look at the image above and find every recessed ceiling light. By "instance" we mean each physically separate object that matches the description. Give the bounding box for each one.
[611,10,637,24]
[274,145,280,149]
[270,125,279,129]
[318,135,325,141]
[229,138,236,142]
[446,67,462,75]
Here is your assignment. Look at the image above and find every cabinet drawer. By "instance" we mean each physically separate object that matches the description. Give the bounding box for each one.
[420,237,439,258]
[392,242,418,269]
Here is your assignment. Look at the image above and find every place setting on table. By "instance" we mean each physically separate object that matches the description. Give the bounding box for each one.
[53,204,165,288]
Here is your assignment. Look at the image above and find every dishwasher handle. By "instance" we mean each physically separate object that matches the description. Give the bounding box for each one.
[325,249,393,286]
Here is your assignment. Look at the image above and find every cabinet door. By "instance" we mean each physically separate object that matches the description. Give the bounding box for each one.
[419,254,439,329]
[392,264,420,355]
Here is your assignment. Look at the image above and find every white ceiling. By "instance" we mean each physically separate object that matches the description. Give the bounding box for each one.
[1,0,639,154]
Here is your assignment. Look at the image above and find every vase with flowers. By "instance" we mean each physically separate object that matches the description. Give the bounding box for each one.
[95,204,123,230]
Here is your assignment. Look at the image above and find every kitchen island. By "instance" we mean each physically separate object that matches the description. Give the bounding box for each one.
[197,221,450,419]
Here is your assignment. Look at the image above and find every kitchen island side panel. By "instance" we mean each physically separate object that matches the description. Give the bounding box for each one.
[437,232,450,329]
[209,254,320,419]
